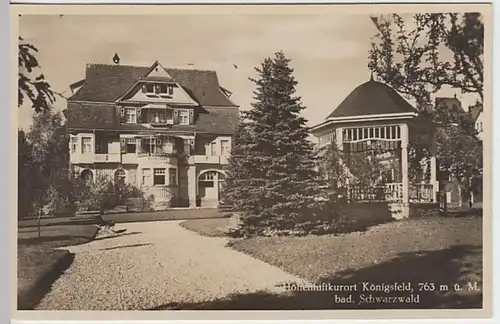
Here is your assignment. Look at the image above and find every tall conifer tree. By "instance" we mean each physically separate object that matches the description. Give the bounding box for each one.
[224,51,324,236]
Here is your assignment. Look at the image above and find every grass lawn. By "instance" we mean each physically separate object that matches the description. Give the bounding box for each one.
[229,215,483,309]
[17,224,98,310]
[177,215,483,309]
[180,217,230,237]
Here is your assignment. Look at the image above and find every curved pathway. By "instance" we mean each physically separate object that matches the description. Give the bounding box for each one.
[36,221,305,310]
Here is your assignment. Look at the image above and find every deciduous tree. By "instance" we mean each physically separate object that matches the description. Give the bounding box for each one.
[18,37,55,112]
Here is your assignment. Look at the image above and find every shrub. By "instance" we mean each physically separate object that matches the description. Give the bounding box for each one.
[73,175,145,213]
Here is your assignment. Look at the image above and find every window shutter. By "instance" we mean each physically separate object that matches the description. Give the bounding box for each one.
[136,108,142,123]
[183,139,190,155]
[173,110,179,124]
[190,139,195,155]
[189,110,194,125]
[120,139,127,154]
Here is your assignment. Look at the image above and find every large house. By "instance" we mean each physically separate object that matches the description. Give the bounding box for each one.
[65,59,239,209]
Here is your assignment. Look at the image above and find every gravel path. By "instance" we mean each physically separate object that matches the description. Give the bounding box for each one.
[36,221,306,310]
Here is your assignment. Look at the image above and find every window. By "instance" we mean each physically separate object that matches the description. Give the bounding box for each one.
[210,142,217,156]
[71,137,78,153]
[163,139,174,154]
[153,168,166,185]
[148,110,167,124]
[142,168,151,186]
[221,140,230,156]
[81,137,92,153]
[121,138,136,154]
[125,108,136,123]
[126,138,136,153]
[169,168,177,186]
[114,169,126,184]
[166,109,174,123]
[200,171,216,181]
[81,169,93,182]
[159,84,174,95]
[145,84,155,94]
[179,110,190,125]
[141,138,162,154]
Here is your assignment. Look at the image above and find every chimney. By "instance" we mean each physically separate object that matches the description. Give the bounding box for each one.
[113,53,120,65]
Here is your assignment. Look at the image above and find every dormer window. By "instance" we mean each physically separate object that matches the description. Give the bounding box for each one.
[159,84,174,95]
[143,83,174,96]
[145,84,155,94]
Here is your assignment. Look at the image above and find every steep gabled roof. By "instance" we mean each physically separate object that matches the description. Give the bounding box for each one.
[69,63,237,107]
[327,79,419,119]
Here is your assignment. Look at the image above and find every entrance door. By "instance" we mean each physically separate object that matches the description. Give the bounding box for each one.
[198,171,224,207]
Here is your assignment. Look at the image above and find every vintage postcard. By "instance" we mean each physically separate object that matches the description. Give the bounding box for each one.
[12,2,492,321]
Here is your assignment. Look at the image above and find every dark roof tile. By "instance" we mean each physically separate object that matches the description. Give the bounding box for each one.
[195,108,238,135]
[66,102,238,135]
[69,63,237,107]
[66,101,119,129]
[327,79,419,119]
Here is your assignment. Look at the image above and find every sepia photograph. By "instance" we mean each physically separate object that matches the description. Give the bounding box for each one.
[13,3,491,319]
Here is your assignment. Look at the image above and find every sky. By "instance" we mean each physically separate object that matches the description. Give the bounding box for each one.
[18,13,479,131]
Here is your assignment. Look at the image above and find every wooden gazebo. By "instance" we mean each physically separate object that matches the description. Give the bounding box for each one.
[311,77,438,219]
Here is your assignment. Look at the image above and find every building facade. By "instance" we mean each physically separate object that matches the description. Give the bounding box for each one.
[65,60,239,209]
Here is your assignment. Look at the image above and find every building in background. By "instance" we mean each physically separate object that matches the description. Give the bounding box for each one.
[65,60,239,209]
[469,101,484,142]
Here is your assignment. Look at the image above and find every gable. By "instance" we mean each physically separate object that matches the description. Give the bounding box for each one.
[145,62,174,79]
[120,81,199,106]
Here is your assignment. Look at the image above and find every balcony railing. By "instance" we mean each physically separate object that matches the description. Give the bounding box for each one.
[348,182,435,203]
[94,153,121,163]
[410,183,434,203]
[189,155,230,165]
[142,186,172,202]
[191,155,221,164]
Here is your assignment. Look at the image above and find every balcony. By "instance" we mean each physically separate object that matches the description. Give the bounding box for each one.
[94,153,121,163]
[71,153,121,164]
[121,152,178,166]
[189,155,229,165]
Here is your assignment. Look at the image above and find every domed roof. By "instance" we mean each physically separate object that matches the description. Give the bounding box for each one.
[327,78,419,119]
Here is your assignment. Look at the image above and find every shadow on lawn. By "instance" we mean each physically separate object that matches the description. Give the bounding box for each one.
[18,235,96,247]
[93,231,142,241]
[99,243,152,251]
[18,251,75,310]
[149,244,482,310]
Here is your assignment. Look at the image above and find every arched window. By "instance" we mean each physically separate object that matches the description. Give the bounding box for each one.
[114,169,126,184]
[81,169,93,182]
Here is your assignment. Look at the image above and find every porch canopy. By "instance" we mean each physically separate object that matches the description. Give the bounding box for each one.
[311,76,437,204]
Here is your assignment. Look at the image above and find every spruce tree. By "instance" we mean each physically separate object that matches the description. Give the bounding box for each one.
[224,51,325,236]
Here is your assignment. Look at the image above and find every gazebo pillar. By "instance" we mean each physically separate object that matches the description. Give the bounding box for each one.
[401,124,410,217]
[430,129,438,202]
